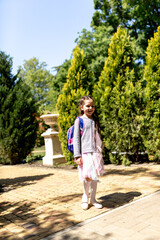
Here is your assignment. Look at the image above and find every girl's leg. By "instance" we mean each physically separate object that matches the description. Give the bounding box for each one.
[90,180,97,203]
[82,180,90,202]
[90,180,103,209]
[81,180,90,210]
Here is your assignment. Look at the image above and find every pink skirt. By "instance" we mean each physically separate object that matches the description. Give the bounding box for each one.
[78,152,105,182]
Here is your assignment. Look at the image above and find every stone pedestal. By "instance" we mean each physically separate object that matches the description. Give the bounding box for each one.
[40,114,66,166]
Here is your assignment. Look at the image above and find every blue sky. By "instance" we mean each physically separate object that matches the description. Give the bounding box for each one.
[0,0,94,74]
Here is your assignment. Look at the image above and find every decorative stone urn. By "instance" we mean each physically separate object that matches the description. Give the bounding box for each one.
[40,114,66,166]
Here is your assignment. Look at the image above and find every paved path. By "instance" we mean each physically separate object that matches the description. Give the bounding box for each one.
[0,163,160,239]
[46,191,160,240]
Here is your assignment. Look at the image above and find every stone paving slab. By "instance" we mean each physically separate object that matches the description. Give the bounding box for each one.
[0,163,160,239]
[47,191,160,240]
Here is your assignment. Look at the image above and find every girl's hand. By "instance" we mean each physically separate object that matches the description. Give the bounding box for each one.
[75,157,82,165]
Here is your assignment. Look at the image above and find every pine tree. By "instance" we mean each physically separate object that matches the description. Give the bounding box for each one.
[57,46,93,163]
[94,27,145,164]
[0,52,39,164]
[143,26,160,161]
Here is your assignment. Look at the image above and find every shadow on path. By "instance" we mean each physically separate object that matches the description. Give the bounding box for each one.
[0,198,77,240]
[0,173,53,193]
[100,191,142,208]
[104,165,160,181]
[104,167,148,176]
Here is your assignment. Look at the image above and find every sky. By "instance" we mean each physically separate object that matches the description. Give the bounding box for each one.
[0,0,95,74]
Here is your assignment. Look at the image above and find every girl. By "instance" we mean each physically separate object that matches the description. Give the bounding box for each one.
[73,96,104,210]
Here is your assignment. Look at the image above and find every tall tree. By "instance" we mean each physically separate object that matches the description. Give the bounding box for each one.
[47,59,71,112]
[18,57,54,113]
[0,52,39,164]
[52,25,113,104]
[91,0,160,60]
[94,27,145,164]
[143,26,160,161]
[75,25,113,82]
[57,46,93,163]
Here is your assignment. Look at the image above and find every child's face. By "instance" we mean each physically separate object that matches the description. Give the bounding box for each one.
[81,99,95,118]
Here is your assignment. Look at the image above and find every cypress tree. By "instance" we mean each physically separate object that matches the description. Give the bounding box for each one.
[57,46,93,163]
[94,27,145,165]
[143,26,160,161]
[0,52,39,164]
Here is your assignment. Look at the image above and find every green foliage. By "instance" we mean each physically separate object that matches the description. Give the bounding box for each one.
[143,26,160,161]
[76,26,113,82]
[53,60,71,92]
[47,59,71,112]
[54,26,113,100]
[109,153,131,166]
[92,0,160,60]
[94,26,135,106]
[94,27,146,163]
[109,153,120,165]
[47,0,159,113]
[0,51,39,164]
[25,154,43,164]
[18,57,54,113]
[121,155,132,166]
[57,46,93,163]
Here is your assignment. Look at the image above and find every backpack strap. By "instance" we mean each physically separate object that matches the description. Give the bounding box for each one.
[78,117,84,136]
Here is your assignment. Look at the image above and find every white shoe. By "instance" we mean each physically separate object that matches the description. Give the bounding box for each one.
[81,202,88,210]
[91,201,103,209]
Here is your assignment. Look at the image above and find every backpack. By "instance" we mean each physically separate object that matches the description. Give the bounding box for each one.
[67,117,84,153]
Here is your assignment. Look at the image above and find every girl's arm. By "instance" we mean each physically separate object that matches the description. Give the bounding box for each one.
[73,118,81,158]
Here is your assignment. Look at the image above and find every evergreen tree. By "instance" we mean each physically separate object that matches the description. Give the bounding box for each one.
[143,26,160,161]
[57,46,93,163]
[0,52,39,164]
[94,27,145,165]
[47,59,71,112]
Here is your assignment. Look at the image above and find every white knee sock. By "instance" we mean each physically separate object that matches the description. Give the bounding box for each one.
[90,180,98,203]
[82,180,90,203]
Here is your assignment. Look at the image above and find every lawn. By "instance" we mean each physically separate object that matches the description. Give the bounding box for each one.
[32,145,45,153]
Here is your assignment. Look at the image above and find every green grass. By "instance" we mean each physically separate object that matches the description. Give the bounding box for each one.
[33,145,45,152]
[27,145,45,158]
